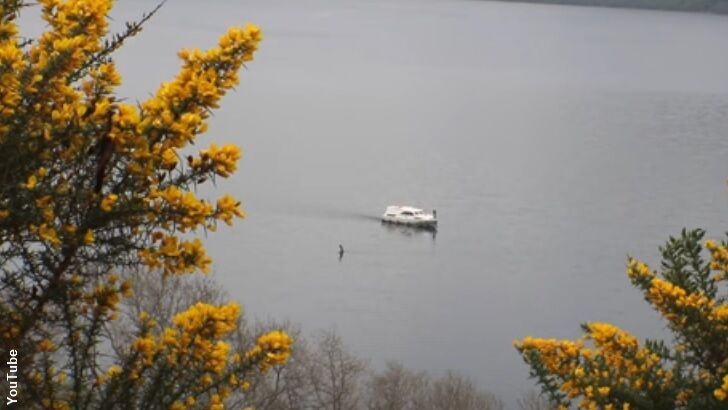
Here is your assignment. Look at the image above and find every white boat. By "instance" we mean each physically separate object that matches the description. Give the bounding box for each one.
[381,205,437,228]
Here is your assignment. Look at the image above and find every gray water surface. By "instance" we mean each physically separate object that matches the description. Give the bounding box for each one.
[108,0,728,405]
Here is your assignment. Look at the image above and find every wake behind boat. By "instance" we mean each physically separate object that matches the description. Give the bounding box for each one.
[381,205,437,228]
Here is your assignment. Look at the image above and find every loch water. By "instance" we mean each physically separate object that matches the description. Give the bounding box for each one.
[77,0,728,405]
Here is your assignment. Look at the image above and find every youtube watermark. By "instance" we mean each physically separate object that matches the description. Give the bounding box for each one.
[5,349,18,406]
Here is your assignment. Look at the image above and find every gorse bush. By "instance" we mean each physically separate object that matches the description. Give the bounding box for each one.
[0,0,292,408]
[516,229,728,409]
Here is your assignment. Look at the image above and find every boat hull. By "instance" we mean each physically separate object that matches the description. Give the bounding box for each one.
[381,217,437,228]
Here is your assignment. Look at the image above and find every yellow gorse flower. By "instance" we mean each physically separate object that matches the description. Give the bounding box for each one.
[173,302,240,338]
[100,193,118,212]
[106,365,122,377]
[715,375,728,401]
[37,223,61,247]
[38,338,56,352]
[252,330,293,370]
[83,229,95,244]
[197,143,242,177]
[216,194,245,226]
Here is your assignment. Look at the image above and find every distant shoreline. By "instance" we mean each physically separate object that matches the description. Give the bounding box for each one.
[488,0,728,15]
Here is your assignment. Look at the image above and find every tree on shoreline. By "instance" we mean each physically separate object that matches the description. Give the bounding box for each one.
[117,269,509,410]
[516,228,728,409]
[0,0,291,408]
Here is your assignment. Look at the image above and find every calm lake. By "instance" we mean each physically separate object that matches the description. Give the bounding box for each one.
[73,0,728,405]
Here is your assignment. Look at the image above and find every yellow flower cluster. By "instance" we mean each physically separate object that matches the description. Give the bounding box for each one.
[514,336,583,376]
[208,394,224,410]
[0,0,26,134]
[192,144,242,178]
[588,322,638,352]
[82,62,121,96]
[81,274,132,319]
[246,330,293,371]
[646,278,714,323]
[173,302,240,339]
[162,305,237,379]
[20,167,49,190]
[715,375,728,401]
[139,235,212,276]
[132,334,157,364]
[629,258,727,349]
[648,279,688,307]
[626,258,653,281]
[137,24,261,151]
[123,303,290,409]
[585,322,667,386]
[32,223,61,248]
[161,148,178,169]
[148,186,214,231]
[100,193,118,212]
[137,184,245,274]
[144,185,244,232]
[169,397,198,410]
[516,322,672,409]
[38,338,56,352]
[216,195,245,226]
[16,0,112,141]
[40,398,71,410]
[706,240,728,281]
